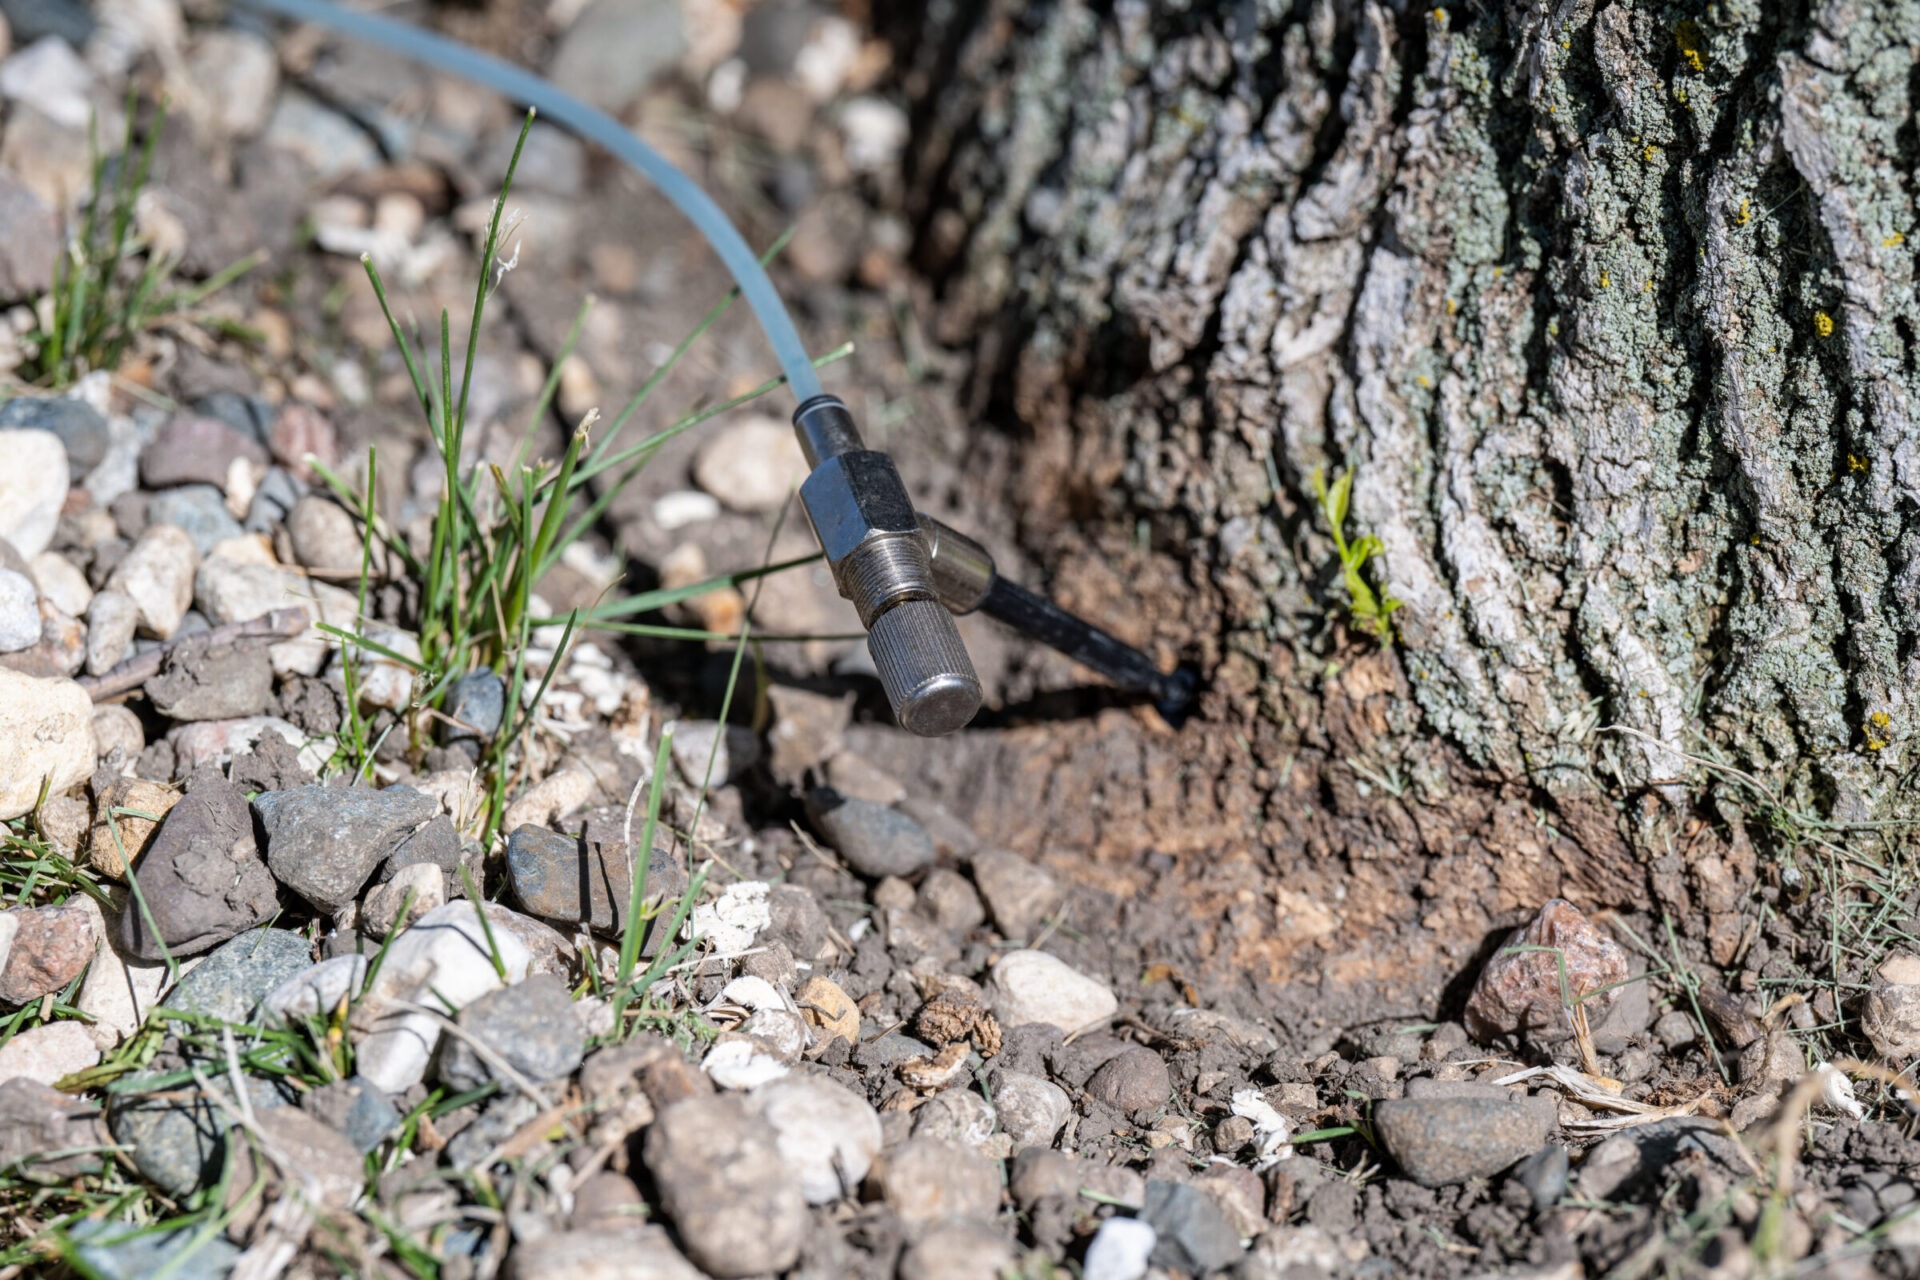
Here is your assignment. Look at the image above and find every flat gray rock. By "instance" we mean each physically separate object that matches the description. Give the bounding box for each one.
[255,784,438,911]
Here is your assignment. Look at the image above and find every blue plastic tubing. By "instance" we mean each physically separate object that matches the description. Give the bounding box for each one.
[235,0,825,403]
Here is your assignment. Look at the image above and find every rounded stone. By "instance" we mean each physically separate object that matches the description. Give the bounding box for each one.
[749,1074,883,1204]
[809,791,937,879]
[984,949,1118,1035]
[1372,1095,1552,1188]
[1086,1046,1172,1115]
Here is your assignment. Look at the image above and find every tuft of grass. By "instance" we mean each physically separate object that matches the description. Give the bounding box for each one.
[1312,465,1403,644]
[20,95,260,387]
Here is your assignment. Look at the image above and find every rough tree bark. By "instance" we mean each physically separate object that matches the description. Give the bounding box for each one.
[883,0,1920,902]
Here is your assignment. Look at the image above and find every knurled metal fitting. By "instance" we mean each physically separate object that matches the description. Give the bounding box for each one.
[792,395,982,736]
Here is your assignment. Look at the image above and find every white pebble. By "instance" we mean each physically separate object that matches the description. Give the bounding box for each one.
[651,489,721,530]
[0,568,38,652]
[29,551,91,617]
[749,1075,883,1204]
[1083,1217,1156,1280]
[0,1020,99,1086]
[0,669,93,819]
[0,429,69,558]
[985,949,1118,1035]
[106,523,198,639]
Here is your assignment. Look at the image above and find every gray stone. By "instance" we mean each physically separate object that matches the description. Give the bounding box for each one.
[437,973,587,1092]
[162,927,313,1024]
[1576,1117,1751,1202]
[383,813,462,882]
[302,1075,401,1152]
[509,1225,703,1280]
[116,777,279,959]
[144,633,274,721]
[809,790,936,878]
[245,466,306,534]
[146,485,242,556]
[1372,1095,1552,1188]
[86,589,139,673]
[286,493,364,572]
[1144,1179,1245,1274]
[992,1069,1070,1150]
[505,823,686,939]
[0,0,94,49]
[970,848,1063,940]
[444,669,506,741]
[644,1094,807,1277]
[109,1060,290,1199]
[192,392,276,445]
[1512,1143,1569,1213]
[548,0,685,114]
[255,784,439,912]
[0,394,107,470]
[62,1220,241,1280]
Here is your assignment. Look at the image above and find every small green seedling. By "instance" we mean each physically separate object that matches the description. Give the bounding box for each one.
[1312,465,1403,643]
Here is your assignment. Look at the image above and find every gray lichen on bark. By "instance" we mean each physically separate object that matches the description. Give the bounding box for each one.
[897,0,1920,833]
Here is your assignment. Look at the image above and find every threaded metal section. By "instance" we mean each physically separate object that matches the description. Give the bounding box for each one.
[866,598,983,736]
[836,533,937,627]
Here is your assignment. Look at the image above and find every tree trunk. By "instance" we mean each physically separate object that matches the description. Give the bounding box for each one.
[880,0,1920,920]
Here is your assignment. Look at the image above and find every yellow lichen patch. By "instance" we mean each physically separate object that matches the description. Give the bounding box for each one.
[1599,271,1612,289]
[1643,144,1660,162]
[1815,310,1835,337]
[1734,198,1751,227]
[1866,711,1893,752]
[1431,7,1447,23]
[1675,21,1706,73]
[1849,454,1869,474]
[1886,232,1907,247]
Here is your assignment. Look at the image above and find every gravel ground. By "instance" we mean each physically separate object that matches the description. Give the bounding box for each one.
[0,2,1917,1279]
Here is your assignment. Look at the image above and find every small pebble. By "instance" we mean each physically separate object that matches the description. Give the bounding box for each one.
[749,1074,883,1203]
[1512,1143,1570,1213]
[644,1094,808,1277]
[970,848,1062,939]
[105,523,198,639]
[809,789,936,879]
[1143,1179,1245,1273]
[0,428,68,557]
[993,1070,1070,1150]
[28,550,90,616]
[985,949,1118,1035]
[0,395,108,471]
[85,589,139,673]
[897,1220,1017,1280]
[1084,1217,1157,1280]
[0,668,92,820]
[874,1137,1002,1238]
[1372,1095,1551,1188]
[690,414,808,513]
[362,861,444,937]
[438,973,588,1092]
[0,903,95,1004]
[1464,899,1627,1046]
[1087,1046,1172,1115]
[0,567,36,651]
[255,784,440,912]
[1864,954,1920,1059]
[0,1019,98,1086]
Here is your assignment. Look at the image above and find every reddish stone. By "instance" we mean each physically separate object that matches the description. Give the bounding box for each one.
[1463,898,1627,1046]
